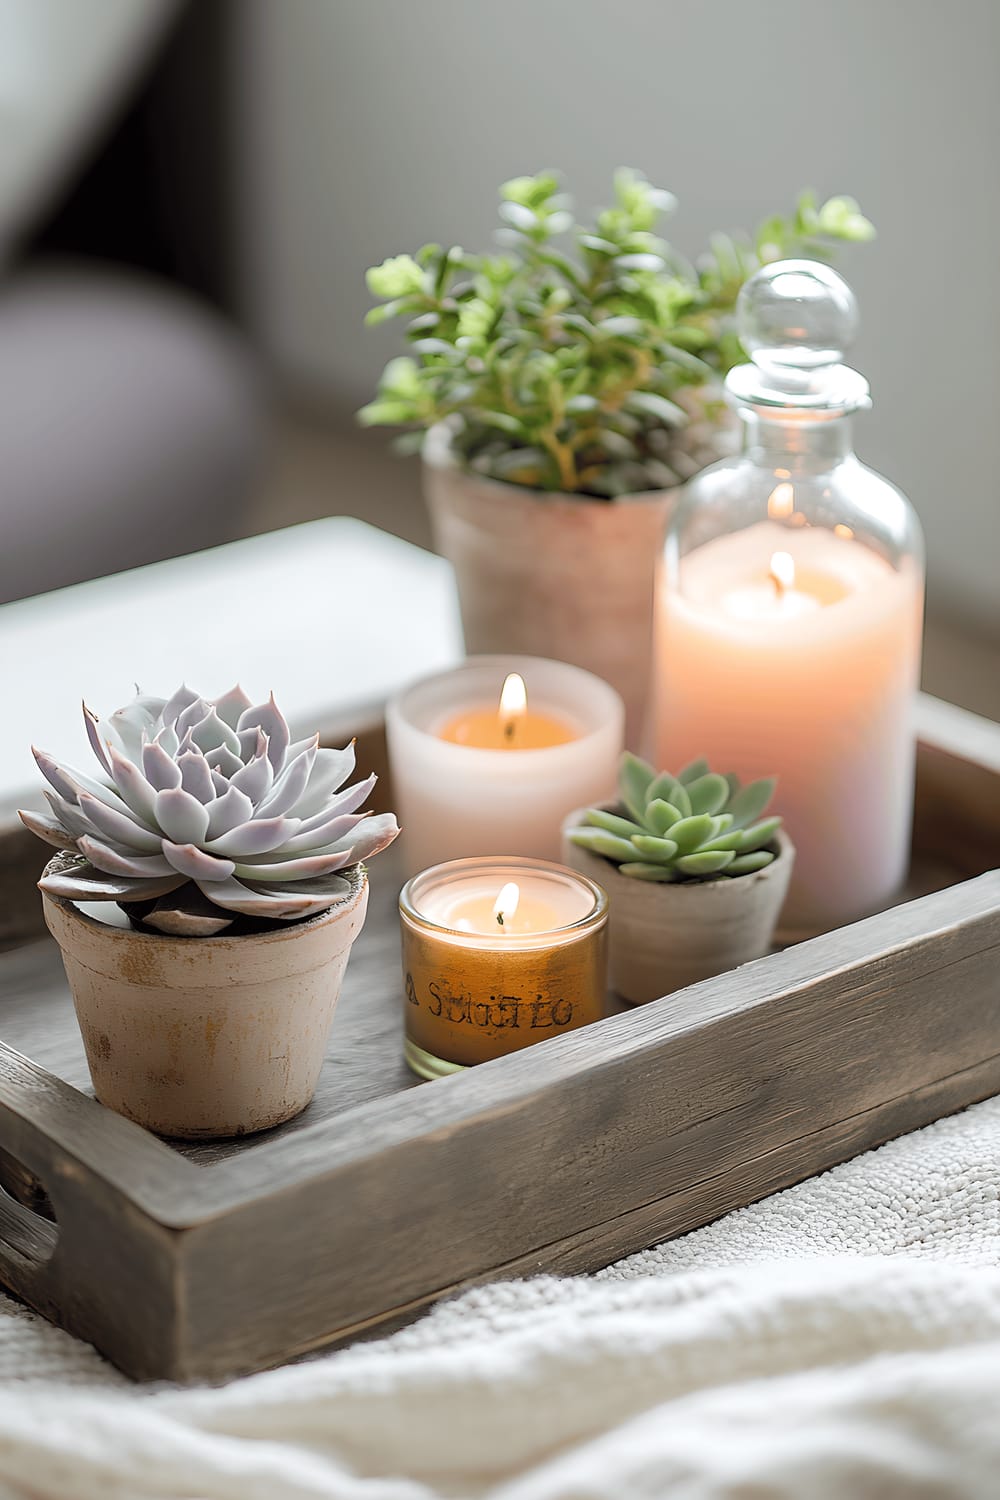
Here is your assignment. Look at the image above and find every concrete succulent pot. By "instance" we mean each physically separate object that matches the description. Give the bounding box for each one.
[19,683,400,1138]
[423,425,674,749]
[563,811,795,1005]
[41,864,369,1138]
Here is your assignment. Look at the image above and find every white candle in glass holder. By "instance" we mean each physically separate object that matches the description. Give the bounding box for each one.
[386,656,624,875]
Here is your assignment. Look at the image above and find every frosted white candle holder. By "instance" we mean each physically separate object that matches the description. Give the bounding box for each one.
[386,655,624,876]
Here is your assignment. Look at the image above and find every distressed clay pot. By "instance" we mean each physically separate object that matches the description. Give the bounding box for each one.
[562,812,795,1005]
[41,864,369,1138]
[423,424,674,749]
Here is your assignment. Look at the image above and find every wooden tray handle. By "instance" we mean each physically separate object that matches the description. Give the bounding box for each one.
[0,1053,185,1354]
[0,1111,62,1319]
[0,1164,59,1301]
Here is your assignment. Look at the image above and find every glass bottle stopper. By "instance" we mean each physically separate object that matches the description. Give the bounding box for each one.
[726,259,871,414]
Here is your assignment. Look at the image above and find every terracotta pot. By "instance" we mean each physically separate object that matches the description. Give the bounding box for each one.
[562,812,795,1005]
[41,865,369,1138]
[423,424,674,748]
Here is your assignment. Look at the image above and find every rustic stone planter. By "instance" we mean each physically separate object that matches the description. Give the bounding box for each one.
[41,864,369,1138]
[423,424,674,748]
[562,812,795,1005]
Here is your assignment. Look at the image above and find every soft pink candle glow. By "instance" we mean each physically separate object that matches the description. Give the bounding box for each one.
[654,521,923,935]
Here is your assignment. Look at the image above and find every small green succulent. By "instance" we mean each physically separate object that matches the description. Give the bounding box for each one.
[567,753,782,882]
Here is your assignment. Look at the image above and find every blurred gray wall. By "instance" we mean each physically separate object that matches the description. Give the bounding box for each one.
[231,0,1000,631]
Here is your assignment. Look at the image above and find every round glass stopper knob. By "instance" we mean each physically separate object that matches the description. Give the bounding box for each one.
[738,259,858,375]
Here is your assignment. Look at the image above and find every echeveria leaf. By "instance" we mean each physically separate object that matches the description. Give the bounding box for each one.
[295,772,377,831]
[189,707,242,759]
[205,872,355,920]
[205,744,243,780]
[38,858,185,903]
[78,837,177,879]
[160,685,201,727]
[212,684,254,729]
[18,808,78,851]
[646,773,691,817]
[177,750,216,806]
[253,749,316,820]
[727,777,777,830]
[161,842,237,882]
[734,815,783,853]
[231,748,273,807]
[77,793,164,853]
[619,752,656,823]
[281,812,366,854]
[205,786,255,839]
[675,850,736,876]
[154,788,211,846]
[684,773,730,817]
[206,816,301,859]
[568,828,643,862]
[232,850,353,882]
[583,808,646,840]
[667,814,717,854]
[629,835,679,863]
[701,828,747,852]
[677,758,710,786]
[237,695,290,773]
[141,741,182,793]
[330,811,400,865]
[296,744,357,817]
[644,799,682,837]
[727,850,777,875]
[83,705,112,775]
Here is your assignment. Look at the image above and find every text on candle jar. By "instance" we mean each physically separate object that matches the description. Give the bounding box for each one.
[406,973,575,1030]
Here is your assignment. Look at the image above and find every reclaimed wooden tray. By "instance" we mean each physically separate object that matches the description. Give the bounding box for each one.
[1,693,998,1382]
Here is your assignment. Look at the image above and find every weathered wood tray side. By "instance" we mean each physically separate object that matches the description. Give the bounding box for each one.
[0,696,998,1382]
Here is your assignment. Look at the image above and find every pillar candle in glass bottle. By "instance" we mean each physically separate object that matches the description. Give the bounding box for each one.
[653,262,924,936]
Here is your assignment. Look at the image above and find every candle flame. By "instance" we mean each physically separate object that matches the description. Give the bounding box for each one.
[767,482,795,520]
[834,523,854,540]
[498,672,527,744]
[494,881,520,928]
[770,551,796,596]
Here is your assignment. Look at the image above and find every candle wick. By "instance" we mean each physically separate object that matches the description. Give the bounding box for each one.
[496,912,504,926]
[769,550,795,600]
[503,718,516,744]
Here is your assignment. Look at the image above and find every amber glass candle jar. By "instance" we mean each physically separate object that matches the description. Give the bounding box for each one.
[400,857,608,1080]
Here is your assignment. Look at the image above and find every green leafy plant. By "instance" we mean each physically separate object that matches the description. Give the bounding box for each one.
[360,170,874,497]
[567,752,782,882]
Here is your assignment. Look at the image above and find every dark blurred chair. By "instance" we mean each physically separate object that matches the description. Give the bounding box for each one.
[0,0,263,604]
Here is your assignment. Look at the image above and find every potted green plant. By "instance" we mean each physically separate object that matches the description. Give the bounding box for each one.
[361,170,873,743]
[562,752,794,1004]
[18,685,399,1138]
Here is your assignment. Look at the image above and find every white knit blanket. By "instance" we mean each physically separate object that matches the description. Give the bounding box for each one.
[2,1095,999,1499]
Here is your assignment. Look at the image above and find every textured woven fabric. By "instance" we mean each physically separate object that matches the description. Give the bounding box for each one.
[0,1094,998,1497]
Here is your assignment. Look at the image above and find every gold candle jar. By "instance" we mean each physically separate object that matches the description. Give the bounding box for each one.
[400,856,609,1080]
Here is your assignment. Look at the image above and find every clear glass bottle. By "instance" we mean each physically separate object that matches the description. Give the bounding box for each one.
[652,261,924,936]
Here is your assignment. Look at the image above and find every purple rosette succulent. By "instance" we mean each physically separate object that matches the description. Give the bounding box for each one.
[19,685,400,935]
